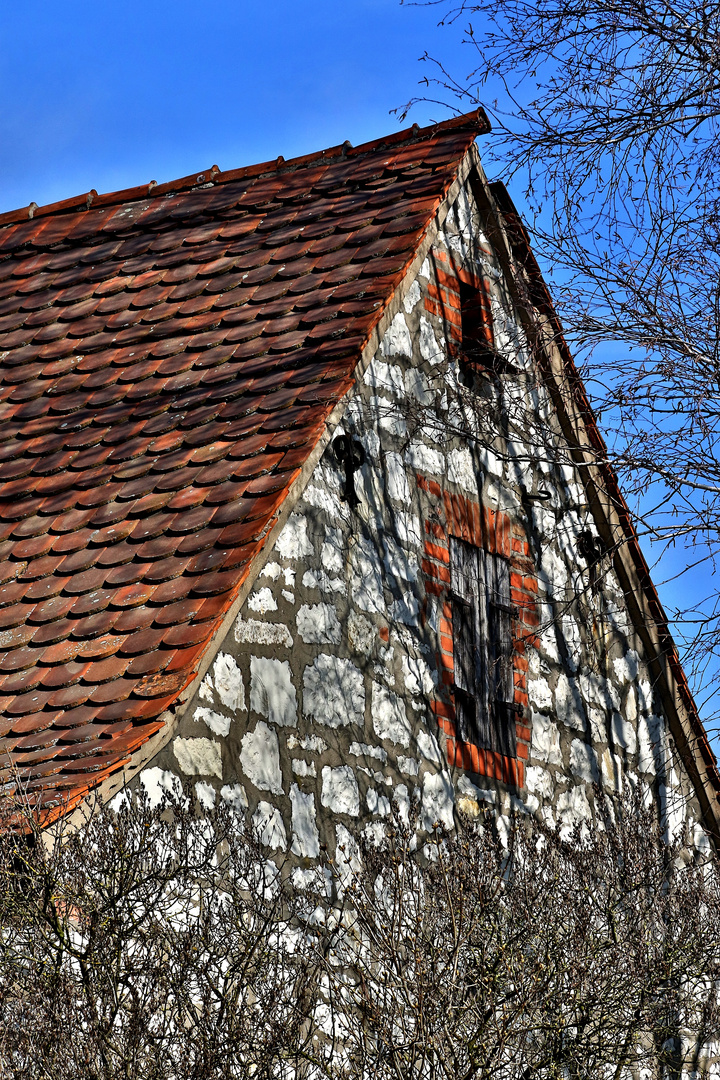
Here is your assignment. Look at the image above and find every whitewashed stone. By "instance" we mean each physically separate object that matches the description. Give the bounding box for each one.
[287,733,328,754]
[385,452,411,505]
[347,611,375,655]
[580,671,620,712]
[570,740,599,783]
[624,684,637,723]
[240,721,282,794]
[220,783,248,812]
[525,766,554,799]
[554,673,586,731]
[194,781,216,809]
[402,653,435,696]
[281,589,295,603]
[380,312,413,358]
[373,397,408,436]
[419,315,442,363]
[248,587,277,614]
[350,535,385,614]
[394,783,411,826]
[252,802,287,850]
[447,447,478,494]
[261,561,282,581]
[302,568,344,594]
[613,650,639,685]
[601,750,623,793]
[531,712,563,765]
[363,357,404,395]
[335,824,363,893]
[173,737,223,779]
[637,715,659,775]
[539,548,567,597]
[611,711,637,755]
[296,603,341,644]
[292,759,316,778]
[303,654,365,728]
[417,729,442,765]
[250,657,297,727]
[234,616,293,647]
[349,741,387,762]
[478,446,501,476]
[393,511,423,548]
[557,786,592,837]
[638,679,653,714]
[290,785,320,859]
[397,755,419,775]
[382,536,417,582]
[275,513,313,559]
[303,484,349,522]
[422,771,455,830]
[403,279,422,313]
[193,707,231,738]
[405,367,434,405]
[367,788,392,814]
[212,652,245,713]
[390,595,420,626]
[405,441,444,476]
[372,681,411,747]
[140,767,182,808]
[321,526,344,574]
[561,615,582,671]
[529,677,552,711]
[321,766,360,816]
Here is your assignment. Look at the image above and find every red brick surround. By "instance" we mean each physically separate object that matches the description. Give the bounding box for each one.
[423,248,493,350]
[417,474,537,789]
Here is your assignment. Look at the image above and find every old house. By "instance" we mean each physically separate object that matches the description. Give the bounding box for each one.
[0,111,716,855]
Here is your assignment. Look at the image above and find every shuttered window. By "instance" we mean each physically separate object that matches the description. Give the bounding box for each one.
[449,537,517,758]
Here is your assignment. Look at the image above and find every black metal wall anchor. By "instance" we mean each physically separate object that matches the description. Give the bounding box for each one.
[577,528,606,590]
[333,435,365,509]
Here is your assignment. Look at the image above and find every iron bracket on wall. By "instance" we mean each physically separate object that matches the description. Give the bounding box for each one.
[333,435,366,510]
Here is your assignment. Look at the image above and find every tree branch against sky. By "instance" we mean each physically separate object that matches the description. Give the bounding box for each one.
[401,0,720,728]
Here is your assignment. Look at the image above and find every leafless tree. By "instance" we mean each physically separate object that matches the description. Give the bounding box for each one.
[1,784,720,1079]
[401,0,720,713]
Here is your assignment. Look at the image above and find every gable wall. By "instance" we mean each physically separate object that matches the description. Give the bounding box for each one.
[139,178,710,859]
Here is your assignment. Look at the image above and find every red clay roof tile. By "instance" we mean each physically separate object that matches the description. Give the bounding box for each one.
[0,110,487,817]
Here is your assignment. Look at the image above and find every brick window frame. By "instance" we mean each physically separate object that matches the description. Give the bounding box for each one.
[418,475,537,789]
[424,253,517,377]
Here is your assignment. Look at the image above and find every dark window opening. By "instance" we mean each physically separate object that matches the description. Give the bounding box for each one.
[458,280,518,380]
[449,537,517,759]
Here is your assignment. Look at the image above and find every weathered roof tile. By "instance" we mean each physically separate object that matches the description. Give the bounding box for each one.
[0,110,487,817]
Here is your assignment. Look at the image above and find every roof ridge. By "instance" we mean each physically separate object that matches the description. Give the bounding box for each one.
[0,109,489,232]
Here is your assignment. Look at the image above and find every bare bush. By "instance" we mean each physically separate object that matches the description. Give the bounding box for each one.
[314,795,720,1080]
[0,786,719,1079]
[0,788,318,1080]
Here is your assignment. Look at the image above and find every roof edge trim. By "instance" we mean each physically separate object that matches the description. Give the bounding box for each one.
[0,109,490,232]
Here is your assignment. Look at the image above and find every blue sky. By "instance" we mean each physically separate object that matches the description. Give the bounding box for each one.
[0,0,471,212]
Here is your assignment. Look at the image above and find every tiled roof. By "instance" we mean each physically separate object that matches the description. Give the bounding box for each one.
[0,111,487,817]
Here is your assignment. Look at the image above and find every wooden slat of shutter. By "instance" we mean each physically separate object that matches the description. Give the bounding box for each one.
[487,554,516,759]
[451,538,484,745]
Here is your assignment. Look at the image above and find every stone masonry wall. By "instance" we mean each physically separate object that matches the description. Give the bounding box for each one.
[140,180,710,862]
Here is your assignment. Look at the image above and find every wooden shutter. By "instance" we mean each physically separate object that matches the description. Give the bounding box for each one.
[485,553,516,759]
[450,538,517,759]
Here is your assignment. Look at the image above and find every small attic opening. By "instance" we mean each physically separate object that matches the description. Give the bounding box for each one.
[458,279,517,380]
